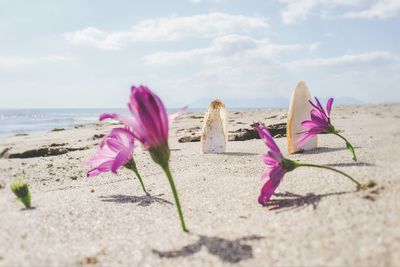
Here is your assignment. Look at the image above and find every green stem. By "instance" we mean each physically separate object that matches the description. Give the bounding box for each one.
[20,193,31,209]
[125,159,148,195]
[296,162,362,188]
[161,164,189,233]
[333,131,357,161]
[132,167,149,196]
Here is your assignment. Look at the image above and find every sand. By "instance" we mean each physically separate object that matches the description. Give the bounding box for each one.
[0,104,399,267]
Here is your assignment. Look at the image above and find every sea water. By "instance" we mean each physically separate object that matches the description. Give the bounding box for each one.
[0,108,128,137]
[0,108,204,137]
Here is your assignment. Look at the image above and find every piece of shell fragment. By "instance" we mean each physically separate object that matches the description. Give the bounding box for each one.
[287,81,318,154]
[200,100,228,154]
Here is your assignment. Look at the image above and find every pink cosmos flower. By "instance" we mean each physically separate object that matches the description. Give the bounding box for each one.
[253,122,362,206]
[85,127,135,177]
[296,97,334,148]
[297,97,357,161]
[100,85,187,151]
[99,85,189,232]
[253,123,296,205]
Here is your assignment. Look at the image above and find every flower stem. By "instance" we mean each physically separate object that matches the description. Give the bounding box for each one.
[333,131,357,161]
[295,162,362,188]
[161,164,189,233]
[125,159,148,195]
[132,167,149,196]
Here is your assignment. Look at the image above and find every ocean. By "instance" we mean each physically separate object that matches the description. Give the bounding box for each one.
[0,108,191,137]
[0,107,273,137]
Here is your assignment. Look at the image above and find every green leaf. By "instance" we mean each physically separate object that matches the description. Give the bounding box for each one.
[346,141,357,162]
[10,179,31,209]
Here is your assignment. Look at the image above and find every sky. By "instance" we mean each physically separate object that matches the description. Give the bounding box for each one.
[0,0,399,108]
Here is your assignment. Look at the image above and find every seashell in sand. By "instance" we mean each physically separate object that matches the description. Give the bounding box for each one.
[200,100,228,154]
[287,81,318,153]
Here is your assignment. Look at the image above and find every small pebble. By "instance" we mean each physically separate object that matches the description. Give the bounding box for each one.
[78,256,98,265]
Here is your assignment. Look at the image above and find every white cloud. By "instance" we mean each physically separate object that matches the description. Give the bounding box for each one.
[144,34,317,65]
[279,0,364,24]
[42,55,79,62]
[0,55,78,68]
[188,0,222,3]
[63,27,130,50]
[148,50,400,106]
[288,51,400,68]
[0,56,35,68]
[279,0,400,24]
[63,12,268,50]
[344,0,400,18]
[142,35,321,103]
[131,12,267,40]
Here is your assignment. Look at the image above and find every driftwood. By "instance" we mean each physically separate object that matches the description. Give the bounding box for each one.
[178,123,286,143]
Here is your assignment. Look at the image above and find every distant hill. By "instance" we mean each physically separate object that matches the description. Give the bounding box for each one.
[189,96,363,109]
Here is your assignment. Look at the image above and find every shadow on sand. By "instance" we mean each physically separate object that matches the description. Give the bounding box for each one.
[21,207,36,211]
[326,162,374,167]
[153,235,264,264]
[222,152,259,156]
[99,194,172,207]
[299,146,361,155]
[266,191,354,212]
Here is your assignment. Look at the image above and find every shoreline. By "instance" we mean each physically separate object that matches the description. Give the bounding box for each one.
[0,104,379,138]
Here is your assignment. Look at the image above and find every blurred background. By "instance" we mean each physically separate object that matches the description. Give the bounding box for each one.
[0,0,399,135]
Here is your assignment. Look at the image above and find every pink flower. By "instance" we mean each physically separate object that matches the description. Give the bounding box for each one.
[100,85,189,232]
[297,97,357,161]
[100,85,186,151]
[296,97,334,148]
[253,123,295,205]
[253,122,362,206]
[85,127,135,177]
[128,85,169,149]
[253,120,363,206]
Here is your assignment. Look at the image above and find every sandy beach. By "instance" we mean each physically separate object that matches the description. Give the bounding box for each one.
[0,103,399,267]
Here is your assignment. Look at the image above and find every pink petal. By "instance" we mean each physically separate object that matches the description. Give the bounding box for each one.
[129,86,169,148]
[326,98,334,116]
[267,150,283,163]
[253,123,281,153]
[96,161,114,172]
[301,120,320,128]
[296,132,317,148]
[314,97,328,117]
[111,149,132,173]
[308,100,321,112]
[84,127,135,177]
[99,113,137,129]
[105,138,125,153]
[109,128,135,147]
[311,110,329,127]
[258,166,284,205]
[87,160,114,177]
[169,106,188,126]
[261,168,272,181]
[87,168,102,177]
[263,153,279,166]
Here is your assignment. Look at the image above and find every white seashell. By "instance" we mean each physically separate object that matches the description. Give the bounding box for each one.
[287,81,318,153]
[200,100,228,154]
